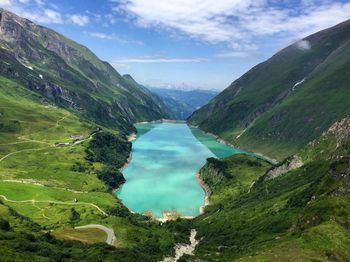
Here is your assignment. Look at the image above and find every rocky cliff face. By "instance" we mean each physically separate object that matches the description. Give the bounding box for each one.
[265,116,350,180]
[327,117,350,147]
[0,8,169,133]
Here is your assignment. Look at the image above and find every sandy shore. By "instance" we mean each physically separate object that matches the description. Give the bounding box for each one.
[196,172,211,215]
[127,133,137,142]
[141,172,211,223]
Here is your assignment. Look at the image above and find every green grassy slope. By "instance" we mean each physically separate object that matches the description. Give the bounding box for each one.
[187,118,350,261]
[0,77,182,261]
[0,9,169,133]
[189,19,350,160]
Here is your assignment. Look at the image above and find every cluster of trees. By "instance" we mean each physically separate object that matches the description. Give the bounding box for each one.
[85,131,131,190]
[0,226,161,261]
[86,131,131,168]
[97,166,126,190]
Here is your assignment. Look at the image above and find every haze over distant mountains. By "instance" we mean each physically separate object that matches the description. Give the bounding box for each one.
[147,87,218,120]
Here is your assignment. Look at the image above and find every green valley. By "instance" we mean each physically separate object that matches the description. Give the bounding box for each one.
[0,4,350,262]
[0,76,184,261]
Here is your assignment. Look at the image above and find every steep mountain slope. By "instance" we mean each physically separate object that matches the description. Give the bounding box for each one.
[148,87,218,119]
[122,75,174,119]
[0,9,183,261]
[189,117,350,261]
[0,74,182,262]
[189,19,350,160]
[0,8,168,133]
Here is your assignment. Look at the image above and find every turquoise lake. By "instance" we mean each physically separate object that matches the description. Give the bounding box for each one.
[117,122,249,218]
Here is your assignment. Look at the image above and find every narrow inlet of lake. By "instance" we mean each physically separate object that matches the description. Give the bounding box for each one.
[116,122,250,219]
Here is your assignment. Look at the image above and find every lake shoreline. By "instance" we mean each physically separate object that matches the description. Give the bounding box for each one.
[196,172,210,215]
[135,120,278,164]
[117,123,211,222]
[112,136,135,195]
[188,123,278,165]
[135,118,187,125]
[119,121,272,223]
[132,119,278,166]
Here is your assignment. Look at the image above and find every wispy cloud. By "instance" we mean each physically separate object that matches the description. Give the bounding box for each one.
[112,57,208,63]
[89,32,144,45]
[216,51,263,59]
[0,0,12,6]
[90,32,114,40]
[296,40,311,51]
[68,14,89,26]
[111,0,350,51]
[0,0,90,26]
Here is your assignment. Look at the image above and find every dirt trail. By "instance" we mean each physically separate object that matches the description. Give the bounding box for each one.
[1,179,89,193]
[0,147,50,163]
[0,114,70,161]
[75,224,115,245]
[0,194,108,216]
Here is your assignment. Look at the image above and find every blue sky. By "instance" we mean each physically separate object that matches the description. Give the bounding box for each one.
[1,0,350,90]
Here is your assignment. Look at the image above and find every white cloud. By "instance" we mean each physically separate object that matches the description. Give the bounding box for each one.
[89,32,143,45]
[112,57,207,63]
[68,14,89,26]
[90,32,114,40]
[42,9,62,24]
[35,0,43,5]
[111,62,130,70]
[112,0,350,50]
[3,6,64,24]
[0,0,90,27]
[0,0,11,6]
[296,40,311,51]
[216,51,263,59]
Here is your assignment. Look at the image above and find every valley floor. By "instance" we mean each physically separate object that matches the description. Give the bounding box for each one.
[1,76,349,261]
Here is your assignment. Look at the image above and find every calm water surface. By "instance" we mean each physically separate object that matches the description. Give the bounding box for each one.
[117,123,250,218]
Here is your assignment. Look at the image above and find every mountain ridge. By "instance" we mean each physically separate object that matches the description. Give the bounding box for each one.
[0,8,169,133]
[189,18,350,160]
[148,87,218,120]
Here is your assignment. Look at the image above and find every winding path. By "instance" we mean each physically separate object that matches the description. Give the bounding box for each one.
[0,114,69,162]
[0,194,108,216]
[0,147,51,163]
[74,224,116,245]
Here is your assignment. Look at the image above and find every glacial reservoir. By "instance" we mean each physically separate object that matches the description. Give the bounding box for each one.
[117,122,248,218]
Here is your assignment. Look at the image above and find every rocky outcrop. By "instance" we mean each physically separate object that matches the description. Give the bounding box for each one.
[265,117,350,180]
[265,155,303,180]
[327,117,350,147]
[163,229,199,262]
